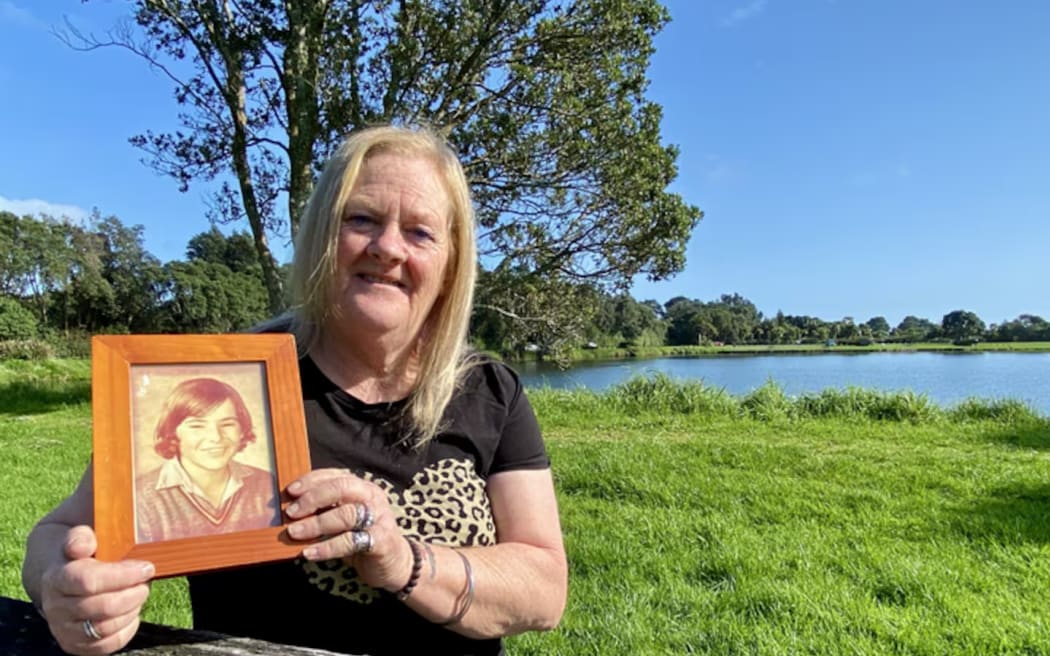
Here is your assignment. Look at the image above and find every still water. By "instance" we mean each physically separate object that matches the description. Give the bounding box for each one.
[517,352,1050,416]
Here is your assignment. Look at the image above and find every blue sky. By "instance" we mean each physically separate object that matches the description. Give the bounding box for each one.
[1,1,1047,327]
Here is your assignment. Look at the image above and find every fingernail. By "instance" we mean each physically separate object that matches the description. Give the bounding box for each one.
[65,534,85,549]
[140,562,155,578]
[288,523,304,538]
[287,502,300,516]
[288,481,302,493]
[303,547,318,560]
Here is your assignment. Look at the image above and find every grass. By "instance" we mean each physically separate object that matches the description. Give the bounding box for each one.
[3,363,1050,653]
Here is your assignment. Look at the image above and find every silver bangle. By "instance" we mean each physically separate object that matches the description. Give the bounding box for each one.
[439,550,474,626]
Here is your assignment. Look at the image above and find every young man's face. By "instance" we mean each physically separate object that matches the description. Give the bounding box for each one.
[176,399,241,473]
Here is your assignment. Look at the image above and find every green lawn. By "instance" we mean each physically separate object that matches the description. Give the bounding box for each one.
[3,362,1049,654]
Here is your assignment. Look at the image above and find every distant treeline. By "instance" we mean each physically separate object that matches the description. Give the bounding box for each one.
[0,211,1045,359]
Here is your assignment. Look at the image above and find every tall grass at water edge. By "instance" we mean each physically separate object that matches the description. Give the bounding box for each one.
[531,371,1044,425]
[3,362,1050,653]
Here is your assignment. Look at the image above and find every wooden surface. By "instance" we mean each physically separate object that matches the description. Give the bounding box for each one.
[0,596,358,655]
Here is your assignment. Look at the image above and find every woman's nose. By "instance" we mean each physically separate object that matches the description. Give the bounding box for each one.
[367,221,407,262]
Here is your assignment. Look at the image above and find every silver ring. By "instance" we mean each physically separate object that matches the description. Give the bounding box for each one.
[350,530,373,554]
[353,503,375,531]
[83,618,102,641]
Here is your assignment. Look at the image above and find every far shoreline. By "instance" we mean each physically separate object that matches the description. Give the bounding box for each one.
[505,341,1050,365]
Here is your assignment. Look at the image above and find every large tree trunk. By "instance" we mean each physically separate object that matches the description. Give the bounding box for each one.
[283,0,327,240]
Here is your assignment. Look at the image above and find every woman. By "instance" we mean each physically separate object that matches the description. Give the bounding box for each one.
[22,125,567,656]
[135,377,279,543]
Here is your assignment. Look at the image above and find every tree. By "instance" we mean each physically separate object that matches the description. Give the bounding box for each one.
[990,314,1050,342]
[640,299,664,320]
[609,294,658,343]
[187,227,262,275]
[941,310,986,341]
[94,215,166,331]
[664,297,702,345]
[864,316,890,340]
[158,260,269,333]
[57,222,113,331]
[472,268,598,362]
[0,214,75,326]
[0,296,38,340]
[893,315,936,342]
[0,212,35,297]
[66,0,702,325]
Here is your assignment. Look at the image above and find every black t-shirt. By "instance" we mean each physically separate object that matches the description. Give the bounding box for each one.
[187,355,549,655]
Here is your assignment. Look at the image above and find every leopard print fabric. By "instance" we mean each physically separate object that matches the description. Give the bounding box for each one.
[301,457,496,604]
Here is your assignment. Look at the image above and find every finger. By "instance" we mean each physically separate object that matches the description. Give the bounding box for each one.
[44,578,151,639]
[51,559,155,597]
[71,603,142,641]
[286,474,376,518]
[293,501,381,540]
[63,526,97,561]
[286,468,354,497]
[301,530,374,561]
[73,582,151,625]
[64,614,141,656]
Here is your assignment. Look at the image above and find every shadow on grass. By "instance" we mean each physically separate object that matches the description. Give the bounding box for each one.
[949,482,1050,544]
[0,380,90,416]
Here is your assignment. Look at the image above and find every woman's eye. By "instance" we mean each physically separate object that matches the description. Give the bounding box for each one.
[409,227,435,241]
[344,214,374,227]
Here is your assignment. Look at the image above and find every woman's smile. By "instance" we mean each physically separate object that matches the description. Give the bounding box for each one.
[356,272,406,288]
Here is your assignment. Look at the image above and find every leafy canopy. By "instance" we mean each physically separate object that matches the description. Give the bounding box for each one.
[67,0,702,330]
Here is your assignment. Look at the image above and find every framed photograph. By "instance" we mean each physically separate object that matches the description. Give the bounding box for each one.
[92,334,312,578]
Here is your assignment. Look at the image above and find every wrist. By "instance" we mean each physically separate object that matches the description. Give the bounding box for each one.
[394,537,424,600]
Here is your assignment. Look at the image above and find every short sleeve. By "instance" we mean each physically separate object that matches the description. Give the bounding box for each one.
[488,364,550,475]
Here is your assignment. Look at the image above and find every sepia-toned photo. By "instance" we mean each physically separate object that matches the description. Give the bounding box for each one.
[130,363,280,544]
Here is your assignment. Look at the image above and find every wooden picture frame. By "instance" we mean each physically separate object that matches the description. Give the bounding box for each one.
[92,334,312,578]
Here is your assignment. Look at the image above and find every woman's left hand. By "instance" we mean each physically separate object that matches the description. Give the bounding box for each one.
[284,468,412,593]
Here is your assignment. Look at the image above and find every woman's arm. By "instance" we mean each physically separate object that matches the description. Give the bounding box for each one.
[405,467,567,637]
[22,466,155,655]
[288,466,567,639]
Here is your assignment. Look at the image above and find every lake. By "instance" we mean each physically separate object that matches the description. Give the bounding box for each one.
[517,352,1050,416]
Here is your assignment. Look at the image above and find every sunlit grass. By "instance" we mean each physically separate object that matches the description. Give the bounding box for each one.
[4,365,1050,653]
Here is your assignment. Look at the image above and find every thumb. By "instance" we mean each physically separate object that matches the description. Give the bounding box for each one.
[63,525,98,561]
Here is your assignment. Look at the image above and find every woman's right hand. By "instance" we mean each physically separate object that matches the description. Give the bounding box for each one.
[39,525,154,656]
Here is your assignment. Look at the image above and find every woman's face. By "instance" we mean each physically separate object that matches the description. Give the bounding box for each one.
[175,399,242,473]
[331,153,452,346]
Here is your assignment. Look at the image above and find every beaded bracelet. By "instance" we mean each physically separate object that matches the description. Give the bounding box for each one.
[396,537,424,601]
[439,550,475,626]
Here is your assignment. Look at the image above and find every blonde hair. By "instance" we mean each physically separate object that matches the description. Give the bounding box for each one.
[289,125,477,447]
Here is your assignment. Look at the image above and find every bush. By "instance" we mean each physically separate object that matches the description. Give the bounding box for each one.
[741,380,795,421]
[609,373,737,416]
[795,387,938,423]
[40,329,93,358]
[0,339,55,360]
[0,297,38,340]
[948,397,1040,423]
